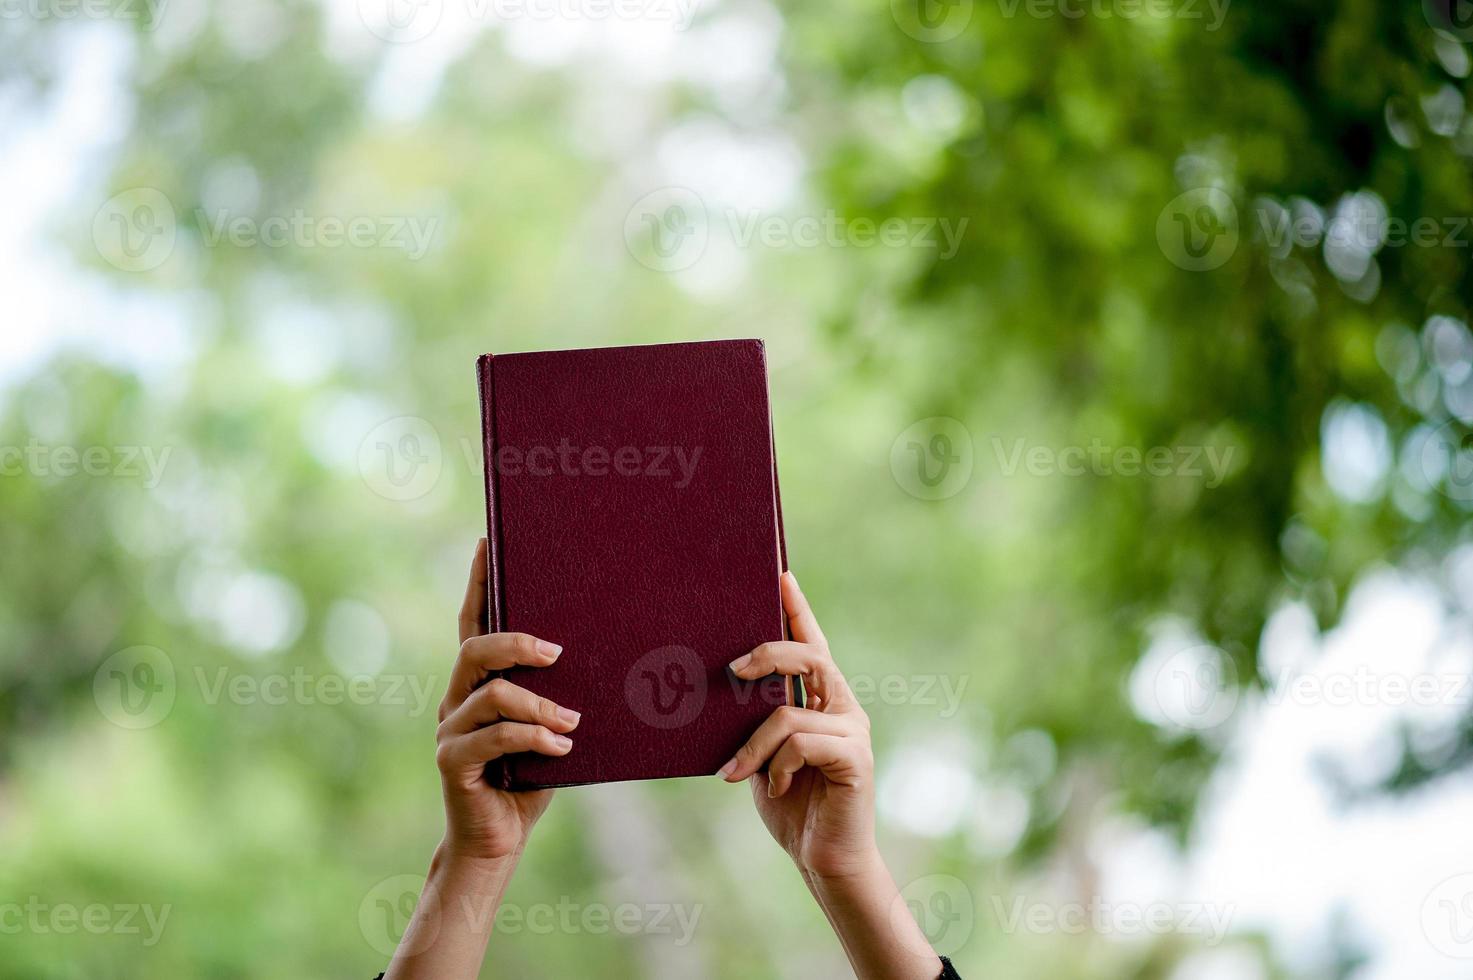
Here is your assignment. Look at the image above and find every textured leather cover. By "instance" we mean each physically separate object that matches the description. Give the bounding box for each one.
[476,340,788,790]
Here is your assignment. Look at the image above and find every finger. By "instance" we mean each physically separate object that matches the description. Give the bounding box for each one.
[728,641,826,679]
[440,677,580,737]
[440,633,562,719]
[729,639,853,713]
[766,732,869,797]
[780,571,825,646]
[438,722,572,770]
[717,705,852,782]
[459,538,490,644]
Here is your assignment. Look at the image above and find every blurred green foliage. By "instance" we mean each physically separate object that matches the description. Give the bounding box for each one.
[1,0,1471,976]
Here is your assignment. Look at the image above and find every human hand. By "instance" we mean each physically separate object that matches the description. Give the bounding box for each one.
[718,572,944,980]
[383,539,582,979]
[434,538,580,863]
[718,571,878,879]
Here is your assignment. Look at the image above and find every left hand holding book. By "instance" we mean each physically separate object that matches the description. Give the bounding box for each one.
[434,537,574,863]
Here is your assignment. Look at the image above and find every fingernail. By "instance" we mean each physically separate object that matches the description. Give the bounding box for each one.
[716,759,737,780]
[785,570,798,586]
[729,653,752,673]
[553,734,573,751]
[539,640,562,659]
[767,780,778,798]
[558,706,581,726]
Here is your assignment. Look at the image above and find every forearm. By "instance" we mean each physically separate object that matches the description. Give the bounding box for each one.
[801,850,944,980]
[383,842,522,980]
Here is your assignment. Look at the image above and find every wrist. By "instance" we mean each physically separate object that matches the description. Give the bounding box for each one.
[802,850,944,980]
[432,839,523,886]
[795,843,887,884]
[382,841,520,978]
[804,847,889,901]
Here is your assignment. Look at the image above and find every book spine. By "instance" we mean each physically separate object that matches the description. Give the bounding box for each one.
[758,341,789,578]
[475,354,515,792]
[757,342,802,710]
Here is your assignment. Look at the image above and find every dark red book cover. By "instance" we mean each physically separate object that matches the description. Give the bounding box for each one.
[476,340,789,790]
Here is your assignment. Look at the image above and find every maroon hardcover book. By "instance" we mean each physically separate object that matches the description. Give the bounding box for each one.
[476,339,789,790]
